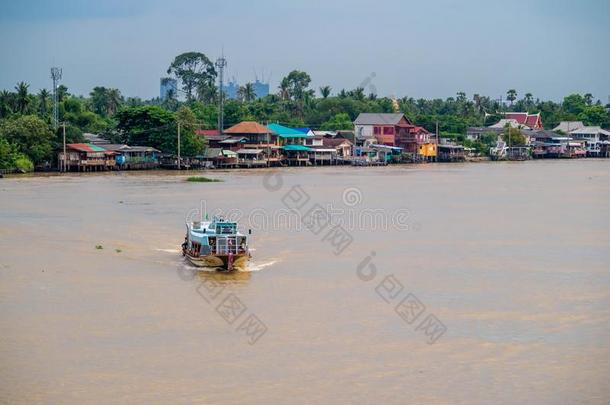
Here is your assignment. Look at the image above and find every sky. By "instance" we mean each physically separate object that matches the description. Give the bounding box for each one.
[0,0,609,102]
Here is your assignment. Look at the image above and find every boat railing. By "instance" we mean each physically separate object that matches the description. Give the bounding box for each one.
[213,236,246,255]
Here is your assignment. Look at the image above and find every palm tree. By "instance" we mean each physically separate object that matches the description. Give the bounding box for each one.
[506,89,517,106]
[0,90,13,118]
[241,82,256,102]
[106,88,123,116]
[319,86,331,98]
[38,89,50,116]
[351,87,365,101]
[57,85,69,103]
[278,78,290,101]
[15,82,30,114]
[90,86,109,116]
[473,94,482,113]
[456,91,467,102]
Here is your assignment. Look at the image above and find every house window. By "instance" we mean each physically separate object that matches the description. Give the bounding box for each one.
[383,127,394,135]
[373,126,381,135]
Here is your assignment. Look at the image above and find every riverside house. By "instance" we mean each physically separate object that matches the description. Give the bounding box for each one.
[268,123,312,166]
[568,126,610,157]
[58,143,116,172]
[354,113,436,160]
[102,144,160,169]
[223,121,282,166]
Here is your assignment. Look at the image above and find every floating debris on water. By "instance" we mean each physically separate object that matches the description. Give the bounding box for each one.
[186,176,222,183]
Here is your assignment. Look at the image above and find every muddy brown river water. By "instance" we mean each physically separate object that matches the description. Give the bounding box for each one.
[1,161,609,404]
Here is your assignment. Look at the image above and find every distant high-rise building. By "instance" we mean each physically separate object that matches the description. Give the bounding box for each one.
[223,80,239,100]
[160,77,177,99]
[252,79,269,99]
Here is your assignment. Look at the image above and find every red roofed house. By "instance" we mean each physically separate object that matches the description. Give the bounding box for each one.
[58,143,116,172]
[498,112,543,130]
[354,113,436,158]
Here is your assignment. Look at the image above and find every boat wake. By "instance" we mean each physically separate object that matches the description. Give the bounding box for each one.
[155,248,181,254]
[248,259,279,272]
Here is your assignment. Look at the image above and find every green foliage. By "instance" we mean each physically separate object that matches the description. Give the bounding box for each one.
[115,105,204,156]
[90,87,123,117]
[0,115,54,163]
[279,70,313,101]
[563,94,586,115]
[167,52,217,102]
[578,105,609,127]
[116,105,175,146]
[321,113,353,131]
[14,155,34,172]
[505,127,527,146]
[56,124,84,146]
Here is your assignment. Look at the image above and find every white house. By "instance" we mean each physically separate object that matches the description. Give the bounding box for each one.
[569,126,610,156]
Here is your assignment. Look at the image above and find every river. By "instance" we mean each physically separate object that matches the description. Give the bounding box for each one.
[1,160,609,403]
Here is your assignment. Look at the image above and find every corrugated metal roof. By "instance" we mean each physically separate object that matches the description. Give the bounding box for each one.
[236,149,263,154]
[283,144,312,151]
[354,113,407,125]
[67,143,107,152]
[267,123,308,138]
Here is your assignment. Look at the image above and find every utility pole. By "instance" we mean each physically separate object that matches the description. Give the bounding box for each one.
[51,67,62,131]
[62,122,66,172]
[215,54,227,134]
[177,121,181,170]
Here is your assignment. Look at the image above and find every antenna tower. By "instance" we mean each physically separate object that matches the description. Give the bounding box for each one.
[215,55,227,134]
[51,67,62,130]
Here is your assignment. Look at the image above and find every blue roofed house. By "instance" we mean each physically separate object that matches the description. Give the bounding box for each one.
[267,123,312,166]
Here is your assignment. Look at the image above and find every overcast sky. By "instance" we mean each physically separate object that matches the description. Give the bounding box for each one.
[1,0,608,102]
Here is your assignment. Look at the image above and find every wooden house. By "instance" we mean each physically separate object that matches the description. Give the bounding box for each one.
[224,121,282,165]
[58,143,115,172]
[437,144,465,162]
[353,113,435,158]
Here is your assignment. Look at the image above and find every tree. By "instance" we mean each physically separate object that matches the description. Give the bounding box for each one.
[505,127,527,147]
[320,113,353,131]
[38,89,51,116]
[115,105,175,148]
[90,87,109,116]
[279,78,290,101]
[319,86,331,98]
[279,70,312,101]
[15,82,30,114]
[167,52,217,102]
[175,105,205,156]
[505,90,515,107]
[56,124,84,145]
[584,93,593,106]
[238,83,256,102]
[579,105,609,127]
[106,88,123,116]
[563,94,586,115]
[524,92,533,108]
[0,115,54,164]
[349,87,365,101]
[0,137,34,172]
[0,90,14,118]
[57,85,69,102]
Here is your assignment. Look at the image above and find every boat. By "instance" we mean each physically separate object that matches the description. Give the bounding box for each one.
[182,216,251,271]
